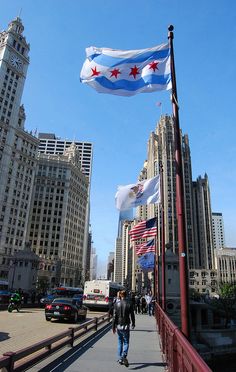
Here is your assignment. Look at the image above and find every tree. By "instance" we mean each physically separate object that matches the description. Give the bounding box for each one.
[36,277,50,294]
[212,283,236,328]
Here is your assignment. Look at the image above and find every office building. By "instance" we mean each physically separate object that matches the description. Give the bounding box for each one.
[38,133,92,181]
[212,212,225,250]
[215,247,236,284]
[37,133,93,283]
[114,237,122,284]
[192,174,215,269]
[107,251,114,280]
[137,115,196,269]
[85,231,92,282]
[0,17,39,280]
[27,143,88,287]
[189,269,218,297]
[90,247,97,280]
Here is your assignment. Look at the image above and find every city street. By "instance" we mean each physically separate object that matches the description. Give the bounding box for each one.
[0,308,103,356]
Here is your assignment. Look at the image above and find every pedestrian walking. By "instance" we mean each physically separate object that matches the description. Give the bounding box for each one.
[145,292,153,316]
[134,294,141,314]
[112,290,135,367]
[141,295,147,314]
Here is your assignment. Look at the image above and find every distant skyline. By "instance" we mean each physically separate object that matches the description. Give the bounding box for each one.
[1,1,236,276]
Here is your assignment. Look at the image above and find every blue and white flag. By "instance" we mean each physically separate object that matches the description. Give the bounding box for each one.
[137,252,155,271]
[80,44,171,96]
[115,175,160,211]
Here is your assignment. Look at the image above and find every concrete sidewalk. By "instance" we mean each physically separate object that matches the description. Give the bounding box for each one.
[34,314,167,372]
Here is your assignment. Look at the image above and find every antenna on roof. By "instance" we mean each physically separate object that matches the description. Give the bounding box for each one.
[18,8,23,18]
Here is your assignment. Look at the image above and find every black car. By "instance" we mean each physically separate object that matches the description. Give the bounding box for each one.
[45,297,87,322]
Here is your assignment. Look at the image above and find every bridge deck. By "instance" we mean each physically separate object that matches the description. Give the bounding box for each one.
[28,314,167,371]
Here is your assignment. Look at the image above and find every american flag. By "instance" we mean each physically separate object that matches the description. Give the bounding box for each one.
[129,217,157,242]
[136,239,156,256]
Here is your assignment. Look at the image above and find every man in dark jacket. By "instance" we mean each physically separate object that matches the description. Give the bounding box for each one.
[112,290,135,367]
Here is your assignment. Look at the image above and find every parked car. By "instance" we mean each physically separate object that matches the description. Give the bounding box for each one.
[0,290,12,304]
[45,297,87,322]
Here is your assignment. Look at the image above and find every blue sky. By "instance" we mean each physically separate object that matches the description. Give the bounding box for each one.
[1,1,236,275]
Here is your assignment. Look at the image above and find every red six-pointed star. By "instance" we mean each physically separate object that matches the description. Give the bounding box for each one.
[129,65,140,79]
[149,61,159,72]
[91,66,101,77]
[110,68,121,79]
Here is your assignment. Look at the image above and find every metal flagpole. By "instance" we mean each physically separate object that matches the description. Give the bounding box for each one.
[154,230,159,300]
[160,163,166,311]
[168,25,190,338]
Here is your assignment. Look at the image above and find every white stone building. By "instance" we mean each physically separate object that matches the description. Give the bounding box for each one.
[215,247,236,284]
[0,17,39,281]
[37,133,93,283]
[27,143,88,287]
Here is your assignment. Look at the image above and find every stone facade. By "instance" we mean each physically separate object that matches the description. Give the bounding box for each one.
[0,18,39,281]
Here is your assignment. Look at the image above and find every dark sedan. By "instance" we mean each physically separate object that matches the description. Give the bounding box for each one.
[45,297,87,322]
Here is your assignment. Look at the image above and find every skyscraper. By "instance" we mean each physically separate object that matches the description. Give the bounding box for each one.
[0,18,38,280]
[114,210,133,286]
[27,144,88,287]
[107,251,114,280]
[192,174,215,269]
[37,133,93,282]
[137,115,196,269]
[38,133,92,181]
[90,247,97,280]
[212,212,225,250]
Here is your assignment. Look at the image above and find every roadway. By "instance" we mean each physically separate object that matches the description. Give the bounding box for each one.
[0,307,103,356]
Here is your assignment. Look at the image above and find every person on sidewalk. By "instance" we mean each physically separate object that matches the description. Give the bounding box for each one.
[141,295,147,314]
[112,290,135,367]
[145,292,153,316]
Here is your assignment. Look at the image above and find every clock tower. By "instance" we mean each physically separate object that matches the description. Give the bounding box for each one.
[0,17,30,128]
[0,18,39,283]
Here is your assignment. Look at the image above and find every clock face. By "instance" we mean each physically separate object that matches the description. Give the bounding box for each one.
[9,54,23,71]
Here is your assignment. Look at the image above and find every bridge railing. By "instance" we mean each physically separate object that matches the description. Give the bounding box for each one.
[155,303,212,372]
[0,313,111,372]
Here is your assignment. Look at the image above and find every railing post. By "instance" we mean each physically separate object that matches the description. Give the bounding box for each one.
[69,327,75,347]
[95,317,98,331]
[3,352,15,371]
[171,329,178,372]
[46,344,52,352]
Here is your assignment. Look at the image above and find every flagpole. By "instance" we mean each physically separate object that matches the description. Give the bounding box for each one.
[168,25,190,338]
[160,163,166,311]
[154,233,159,301]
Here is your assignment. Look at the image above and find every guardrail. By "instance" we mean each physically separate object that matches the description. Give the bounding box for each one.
[0,313,111,372]
[155,303,212,372]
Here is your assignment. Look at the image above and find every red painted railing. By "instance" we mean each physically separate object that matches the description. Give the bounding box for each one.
[155,303,212,372]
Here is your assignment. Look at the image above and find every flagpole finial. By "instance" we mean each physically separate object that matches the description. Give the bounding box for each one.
[168,25,174,39]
